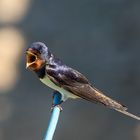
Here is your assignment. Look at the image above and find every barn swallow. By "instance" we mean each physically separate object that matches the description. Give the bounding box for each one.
[26,42,140,120]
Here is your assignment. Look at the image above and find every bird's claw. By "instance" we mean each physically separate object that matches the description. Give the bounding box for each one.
[51,104,63,112]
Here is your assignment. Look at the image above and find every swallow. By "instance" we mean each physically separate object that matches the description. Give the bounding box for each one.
[26,42,140,120]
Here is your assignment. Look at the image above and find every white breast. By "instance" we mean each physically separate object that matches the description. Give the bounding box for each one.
[40,75,79,101]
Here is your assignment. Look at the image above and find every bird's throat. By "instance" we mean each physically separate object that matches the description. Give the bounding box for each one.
[35,65,46,78]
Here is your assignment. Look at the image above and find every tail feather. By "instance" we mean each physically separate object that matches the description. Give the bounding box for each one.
[92,88,128,111]
[114,109,140,121]
[92,88,140,120]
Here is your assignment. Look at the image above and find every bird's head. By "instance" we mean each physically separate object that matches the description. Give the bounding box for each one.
[26,42,51,71]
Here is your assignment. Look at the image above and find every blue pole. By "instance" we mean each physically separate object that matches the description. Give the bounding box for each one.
[44,92,62,140]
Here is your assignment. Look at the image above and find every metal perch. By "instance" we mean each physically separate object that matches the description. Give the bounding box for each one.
[44,91,62,140]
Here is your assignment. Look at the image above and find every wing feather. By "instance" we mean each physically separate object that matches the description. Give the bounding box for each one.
[46,65,126,110]
[46,65,140,120]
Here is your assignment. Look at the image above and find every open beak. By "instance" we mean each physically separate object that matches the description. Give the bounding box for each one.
[26,51,37,69]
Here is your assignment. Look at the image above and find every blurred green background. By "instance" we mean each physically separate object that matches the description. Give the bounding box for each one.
[0,0,140,140]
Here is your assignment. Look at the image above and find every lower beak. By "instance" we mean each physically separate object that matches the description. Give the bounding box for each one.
[26,62,33,69]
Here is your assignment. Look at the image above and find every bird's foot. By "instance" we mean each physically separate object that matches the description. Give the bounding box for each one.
[51,104,63,112]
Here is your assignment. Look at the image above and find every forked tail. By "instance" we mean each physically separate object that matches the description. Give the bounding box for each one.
[114,108,140,121]
[91,87,140,120]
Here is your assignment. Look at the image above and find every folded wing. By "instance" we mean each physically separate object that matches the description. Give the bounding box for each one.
[46,65,140,120]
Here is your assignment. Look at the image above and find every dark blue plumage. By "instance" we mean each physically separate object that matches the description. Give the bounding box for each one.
[25,42,140,120]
